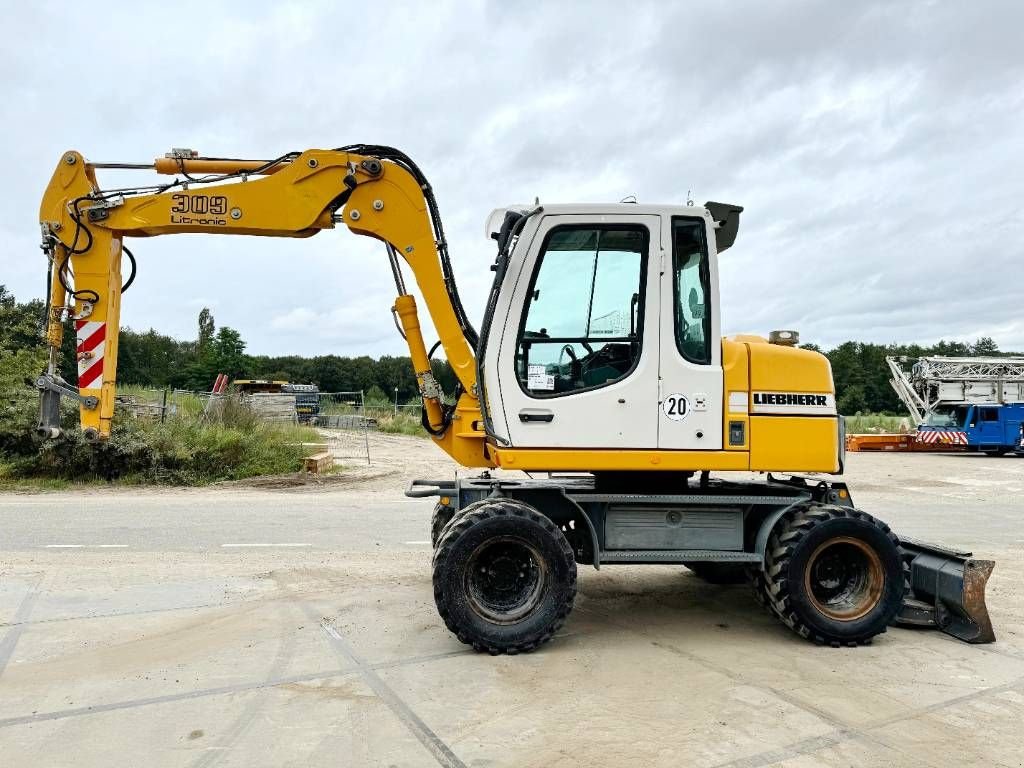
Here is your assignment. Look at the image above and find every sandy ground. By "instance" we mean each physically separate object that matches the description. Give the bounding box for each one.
[1,434,1023,767]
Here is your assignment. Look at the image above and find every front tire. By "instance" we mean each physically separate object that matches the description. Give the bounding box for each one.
[432,499,577,654]
[765,504,904,647]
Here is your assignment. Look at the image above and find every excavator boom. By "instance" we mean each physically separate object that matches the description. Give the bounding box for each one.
[37,147,489,466]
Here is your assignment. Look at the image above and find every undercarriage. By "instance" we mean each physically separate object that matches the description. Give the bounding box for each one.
[410,473,995,653]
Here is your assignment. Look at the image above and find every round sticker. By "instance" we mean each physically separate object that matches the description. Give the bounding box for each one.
[662,393,690,421]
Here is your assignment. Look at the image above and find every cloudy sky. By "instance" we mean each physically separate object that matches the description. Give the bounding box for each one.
[2,0,1022,357]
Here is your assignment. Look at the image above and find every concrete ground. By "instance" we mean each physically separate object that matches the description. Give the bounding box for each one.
[1,436,1023,767]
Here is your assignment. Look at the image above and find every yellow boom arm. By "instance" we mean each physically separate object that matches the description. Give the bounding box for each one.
[37,148,490,467]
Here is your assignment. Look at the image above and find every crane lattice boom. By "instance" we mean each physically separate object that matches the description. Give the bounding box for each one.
[887,356,1024,423]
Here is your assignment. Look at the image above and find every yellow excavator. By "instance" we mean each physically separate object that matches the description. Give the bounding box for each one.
[35,146,994,652]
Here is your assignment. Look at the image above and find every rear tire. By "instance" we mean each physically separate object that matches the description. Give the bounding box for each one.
[684,562,749,585]
[432,498,577,654]
[984,449,1010,457]
[765,504,904,647]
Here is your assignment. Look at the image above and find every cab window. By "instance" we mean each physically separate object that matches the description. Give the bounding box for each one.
[925,407,963,427]
[517,225,647,397]
[672,218,711,364]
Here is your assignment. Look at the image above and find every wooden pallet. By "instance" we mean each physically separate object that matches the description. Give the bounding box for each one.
[303,451,334,474]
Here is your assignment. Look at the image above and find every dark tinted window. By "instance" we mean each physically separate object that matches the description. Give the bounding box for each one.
[672,218,711,364]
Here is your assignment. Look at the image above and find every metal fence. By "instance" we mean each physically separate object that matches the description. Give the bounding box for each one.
[117,388,191,422]
[315,391,371,464]
[122,388,420,421]
[117,387,425,466]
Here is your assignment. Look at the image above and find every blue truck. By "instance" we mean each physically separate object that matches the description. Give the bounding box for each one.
[887,356,1024,456]
[918,402,1024,456]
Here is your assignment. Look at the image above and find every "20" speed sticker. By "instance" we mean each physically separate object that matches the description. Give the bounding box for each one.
[662,393,690,421]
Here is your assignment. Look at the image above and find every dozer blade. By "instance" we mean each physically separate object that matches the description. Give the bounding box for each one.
[894,537,995,643]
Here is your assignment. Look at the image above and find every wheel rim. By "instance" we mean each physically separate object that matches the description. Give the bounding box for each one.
[804,536,884,621]
[465,536,547,624]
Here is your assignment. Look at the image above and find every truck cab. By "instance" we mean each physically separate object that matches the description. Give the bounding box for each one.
[922,403,1024,455]
[964,404,1024,456]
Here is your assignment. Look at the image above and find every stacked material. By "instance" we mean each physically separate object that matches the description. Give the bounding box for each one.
[244,393,297,422]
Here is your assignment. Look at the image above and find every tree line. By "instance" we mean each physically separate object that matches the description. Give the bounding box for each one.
[117,307,460,402]
[0,285,1013,413]
[802,337,1007,414]
[0,287,455,403]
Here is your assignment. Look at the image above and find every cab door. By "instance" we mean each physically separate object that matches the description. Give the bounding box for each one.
[495,214,660,449]
[977,407,1003,447]
[657,214,724,449]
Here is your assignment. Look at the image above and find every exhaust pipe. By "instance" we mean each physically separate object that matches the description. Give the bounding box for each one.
[894,537,995,643]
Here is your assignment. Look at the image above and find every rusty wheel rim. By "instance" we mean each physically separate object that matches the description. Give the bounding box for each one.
[804,536,884,621]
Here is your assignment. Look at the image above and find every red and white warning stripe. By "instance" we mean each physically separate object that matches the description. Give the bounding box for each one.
[75,320,106,389]
[915,430,968,445]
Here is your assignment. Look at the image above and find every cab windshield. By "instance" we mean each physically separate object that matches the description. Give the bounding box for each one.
[924,407,967,428]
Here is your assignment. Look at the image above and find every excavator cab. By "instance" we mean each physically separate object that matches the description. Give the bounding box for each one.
[481,206,721,452]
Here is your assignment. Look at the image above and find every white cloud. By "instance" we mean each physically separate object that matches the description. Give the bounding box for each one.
[2,0,1022,357]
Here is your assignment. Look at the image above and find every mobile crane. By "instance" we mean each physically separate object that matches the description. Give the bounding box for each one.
[888,356,1024,454]
[35,146,994,652]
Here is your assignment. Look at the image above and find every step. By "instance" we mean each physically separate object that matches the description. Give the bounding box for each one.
[599,549,762,564]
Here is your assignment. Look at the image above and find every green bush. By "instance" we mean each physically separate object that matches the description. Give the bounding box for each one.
[372,408,426,436]
[0,380,316,486]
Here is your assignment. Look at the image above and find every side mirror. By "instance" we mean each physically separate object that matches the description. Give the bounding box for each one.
[705,201,743,252]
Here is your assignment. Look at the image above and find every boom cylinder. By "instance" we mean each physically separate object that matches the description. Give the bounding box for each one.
[152,157,288,176]
[393,294,445,430]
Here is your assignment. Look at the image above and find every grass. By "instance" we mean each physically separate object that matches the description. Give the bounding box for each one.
[0,467,78,491]
[0,385,321,487]
[367,407,427,436]
[843,413,913,434]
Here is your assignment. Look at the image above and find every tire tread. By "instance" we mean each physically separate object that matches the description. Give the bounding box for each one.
[432,497,577,655]
[764,503,904,647]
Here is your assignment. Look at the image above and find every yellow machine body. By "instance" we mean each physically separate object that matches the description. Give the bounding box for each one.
[493,338,839,473]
